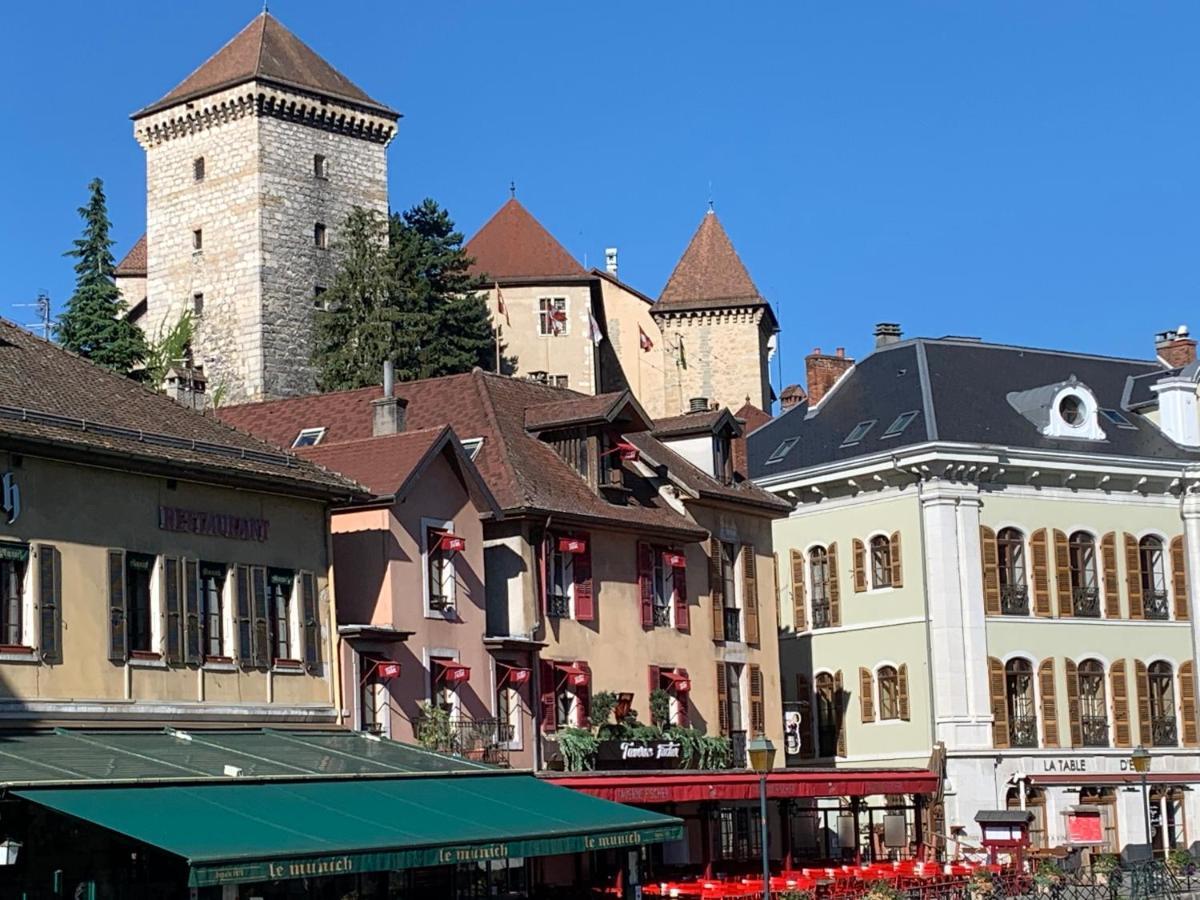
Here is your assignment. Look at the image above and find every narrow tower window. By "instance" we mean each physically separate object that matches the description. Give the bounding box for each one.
[314,223,327,249]
[314,154,328,179]
[193,157,205,181]
[192,228,203,251]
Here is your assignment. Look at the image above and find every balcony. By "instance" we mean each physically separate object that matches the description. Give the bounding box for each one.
[546,592,570,619]
[1008,715,1039,749]
[811,602,832,630]
[414,715,515,766]
[1000,584,1029,616]
[1152,716,1178,748]
[730,730,747,768]
[1143,590,1170,621]
[1080,715,1109,747]
[723,608,741,642]
[652,604,671,627]
[1072,586,1101,618]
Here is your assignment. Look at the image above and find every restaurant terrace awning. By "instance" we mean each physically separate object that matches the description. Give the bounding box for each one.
[1026,773,1200,788]
[548,768,940,804]
[16,774,683,886]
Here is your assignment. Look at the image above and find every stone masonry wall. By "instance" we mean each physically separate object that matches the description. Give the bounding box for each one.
[656,307,773,415]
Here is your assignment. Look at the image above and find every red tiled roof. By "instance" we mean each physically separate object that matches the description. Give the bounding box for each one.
[652,409,740,439]
[115,234,147,277]
[523,391,649,433]
[299,427,444,497]
[466,199,586,281]
[735,401,772,435]
[657,211,764,310]
[136,12,395,118]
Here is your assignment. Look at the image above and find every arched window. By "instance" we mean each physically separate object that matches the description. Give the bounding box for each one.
[1006,786,1047,849]
[1077,659,1108,747]
[869,535,892,589]
[878,666,899,720]
[809,547,832,629]
[1068,532,1100,617]
[1149,661,1177,747]
[1140,537,1169,620]
[997,528,1028,615]
[1005,658,1037,748]
[815,672,838,757]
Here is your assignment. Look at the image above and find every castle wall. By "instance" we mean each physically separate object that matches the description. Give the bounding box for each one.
[655,307,774,416]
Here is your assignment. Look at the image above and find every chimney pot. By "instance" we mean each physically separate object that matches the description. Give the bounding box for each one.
[605,247,618,276]
[1156,324,1197,369]
[874,322,903,347]
[835,348,845,358]
[382,360,394,398]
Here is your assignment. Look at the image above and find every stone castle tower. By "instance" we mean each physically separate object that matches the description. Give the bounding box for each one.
[121,13,397,402]
[651,210,778,414]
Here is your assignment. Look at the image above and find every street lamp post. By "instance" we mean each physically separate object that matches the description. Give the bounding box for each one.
[1130,745,1153,861]
[747,735,777,900]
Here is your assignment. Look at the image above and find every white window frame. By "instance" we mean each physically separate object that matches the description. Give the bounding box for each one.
[0,544,35,650]
[358,651,392,737]
[125,554,164,665]
[198,563,232,661]
[493,662,524,751]
[725,662,746,733]
[267,572,303,668]
[292,427,326,448]
[426,647,463,722]
[537,296,569,337]
[421,517,457,618]
[547,539,576,619]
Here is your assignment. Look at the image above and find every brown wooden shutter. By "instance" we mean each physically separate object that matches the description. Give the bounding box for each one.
[796,674,815,759]
[790,549,806,632]
[772,551,781,627]
[1101,533,1120,618]
[716,663,729,736]
[1030,530,1052,617]
[183,559,201,665]
[539,659,557,733]
[1135,659,1152,746]
[827,542,841,627]
[671,550,689,630]
[859,667,875,722]
[37,545,61,664]
[890,532,903,588]
[1125,533,1144,620]
[989,656,1010,749]
[648,665,661,722]
[749,664,765,736]
[898,663,910,721]
[573,537,594,622]
[107,550,127,663]
[1110,660,1132,748]
[1170,535,1189,621]
[638,542,654,628]
[1039,658,1060,748]
[1064,658,1082,748]
[1053,530,1071,617]
[163,557,182,664]
[834,669,847,757]
[852,539,867,592]
[1179,661,1198,747]
[742,544,760,645]
[300,571,320,671]
[709,538,725,642]
[980,526,1001,615]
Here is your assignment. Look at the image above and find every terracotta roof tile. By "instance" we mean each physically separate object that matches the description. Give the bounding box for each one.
[137,13,395,118]
[523,392,648,432]
[115,234,147,277]
[657,211,764,310]
[298,427,445,497]
[734,401,773,434]
[466,199,586,281]
[652,409,740,439]
[0,318,358,497]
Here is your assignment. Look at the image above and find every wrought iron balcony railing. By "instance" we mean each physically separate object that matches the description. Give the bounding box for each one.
[1008,714,1039,748]
[1080,715,1109,747]
[1143,590,1170,621]
[730,730,748,768]
[414,716,515,766]
[1152,716,1178,747]
[652,604,671,627]
[1000,584,1029,616]
[723,607,742,642]
[546,593,571,619]
[811,602,832,630]
[1072,586,1101,618]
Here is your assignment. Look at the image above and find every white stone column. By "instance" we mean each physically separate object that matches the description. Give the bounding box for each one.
[921,481,993,750]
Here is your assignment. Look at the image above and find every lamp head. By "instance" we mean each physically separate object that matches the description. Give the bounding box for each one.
[747,734,777,773]
[1130,745,1152,773]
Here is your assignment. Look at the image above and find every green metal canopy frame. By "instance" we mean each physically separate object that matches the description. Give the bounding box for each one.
[16,774,684,887]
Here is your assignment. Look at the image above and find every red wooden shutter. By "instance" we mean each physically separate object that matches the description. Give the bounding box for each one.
[539,659,557,733]
[638,543,654,628]
[671,550,689,630]
[716,663,729,736]
[1053,530,1072,617]
[676,668,691,727]
[1170,535,1189,621]
[890,531,903,588]
[1126,534,1144,620]
[709,538,725,642]
[1039,658,1060,748]
[1101,533,1120,618]
[1135,660,1152,746]
[1110,661,1131,748]
[989,657,1009,749]
[1030,530,1052,617]
[852,539,867,592]
[980,526,1001,615]
[573,535,594,622]
[575,660,591,728]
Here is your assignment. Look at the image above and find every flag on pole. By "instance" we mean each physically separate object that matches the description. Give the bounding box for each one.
[495,283,509,325]
[638,326,654,352]
[549,308,567,335]
[586,310,604,345]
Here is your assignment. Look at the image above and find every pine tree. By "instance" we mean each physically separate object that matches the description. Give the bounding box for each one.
[55,178,146,373]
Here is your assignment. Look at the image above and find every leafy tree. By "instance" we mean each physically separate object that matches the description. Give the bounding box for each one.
[55,178,146,373]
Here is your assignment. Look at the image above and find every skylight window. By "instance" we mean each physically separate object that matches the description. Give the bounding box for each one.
[841,420,876,447]
[882,411,919,438]
[1100,408,1137,430]
[765,436,799,464]
[292,427,326,448]
[460,437,484,460]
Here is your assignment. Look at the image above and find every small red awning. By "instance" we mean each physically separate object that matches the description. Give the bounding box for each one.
[662,551,687,569]
[558,536,587,554]
[1027,773,1200,787]
[550,769,940,804]
[555,663,590,687]
[432,659,470,683]
[434,531,466,553]
[498,664,531,686]
[661,671,691,692]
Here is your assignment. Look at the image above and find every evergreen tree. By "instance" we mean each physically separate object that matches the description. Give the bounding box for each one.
[55,178,146,373]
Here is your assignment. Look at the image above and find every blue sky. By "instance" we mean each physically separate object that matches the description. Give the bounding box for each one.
[2,2,1198,392]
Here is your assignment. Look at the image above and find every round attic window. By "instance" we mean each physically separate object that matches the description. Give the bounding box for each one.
[1058,394,1085,427]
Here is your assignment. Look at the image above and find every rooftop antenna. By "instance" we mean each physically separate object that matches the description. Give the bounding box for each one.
[509,180,516,199]
[707,180,714,213]
[15,292,51,340]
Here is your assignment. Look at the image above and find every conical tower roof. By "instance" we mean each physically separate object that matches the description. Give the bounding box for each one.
[657,210,764,310]
[465,199,586,281]
[135,12,396,118]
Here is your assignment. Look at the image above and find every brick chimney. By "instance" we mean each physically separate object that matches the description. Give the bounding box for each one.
[805,347,854,406]
[1156,325,1196,369]
[372,361,408,436]
[780,384,807,411]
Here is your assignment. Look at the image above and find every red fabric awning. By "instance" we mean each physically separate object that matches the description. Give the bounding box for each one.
[661,671,691,692]
[498,664,531,686]
[433,531,466,552]
[432,659,470,683]
[1027,773,1200,787]
[549,769,939,804]
[555,663,590,687]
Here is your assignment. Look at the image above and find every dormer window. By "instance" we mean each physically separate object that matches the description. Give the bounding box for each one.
[1009,380,1107,441]
[766,437,799,464]
[882,411,919,438]
[1100,408,1137,430]
[714,435,733,484]
[1058,395,1084,427]
[292,427,326,448]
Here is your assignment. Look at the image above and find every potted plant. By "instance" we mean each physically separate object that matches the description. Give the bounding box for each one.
[778,892,814,900]
[1166,849,1195,876]
[1092,853,1120,886]
[557,726,599,771]
[863,880,905,900]
[1034,859,1065,897]
[968,868,996,900]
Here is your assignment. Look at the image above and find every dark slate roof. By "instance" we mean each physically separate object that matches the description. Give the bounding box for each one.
[136,13,396,118]
[748,337,1198,477]
[0,319,362,499]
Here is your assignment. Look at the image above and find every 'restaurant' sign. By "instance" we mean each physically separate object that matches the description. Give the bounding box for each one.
[595,739,683,770]
[159,506,270,542]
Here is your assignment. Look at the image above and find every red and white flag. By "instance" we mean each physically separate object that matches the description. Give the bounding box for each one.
[639,326,655,352]
[550,308,568,335]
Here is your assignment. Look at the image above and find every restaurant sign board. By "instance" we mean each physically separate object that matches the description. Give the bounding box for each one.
[595,739,684,770]
[159,506,270,542]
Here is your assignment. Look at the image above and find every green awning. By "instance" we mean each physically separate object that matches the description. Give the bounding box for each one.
[16,774,683,887]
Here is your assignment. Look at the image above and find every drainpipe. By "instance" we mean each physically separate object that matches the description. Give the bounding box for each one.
[532,515,553,774]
